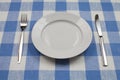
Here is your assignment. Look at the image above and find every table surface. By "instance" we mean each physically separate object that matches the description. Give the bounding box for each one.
[0,0,120,80]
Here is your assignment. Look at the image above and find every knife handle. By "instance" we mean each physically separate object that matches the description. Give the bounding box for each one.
[99,37,108,66]
[18,31,24,63]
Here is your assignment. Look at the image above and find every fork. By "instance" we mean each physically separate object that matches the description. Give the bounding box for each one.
[18,14,28,63]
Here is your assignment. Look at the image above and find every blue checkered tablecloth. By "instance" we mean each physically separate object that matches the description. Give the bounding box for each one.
[0,0,120,80]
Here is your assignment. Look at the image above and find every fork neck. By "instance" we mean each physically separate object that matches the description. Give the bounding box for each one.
[21,26,25,31]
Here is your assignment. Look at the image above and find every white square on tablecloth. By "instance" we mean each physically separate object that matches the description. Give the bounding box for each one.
[39,56,55,70]
[70,56,85,71]
[0,12,8,21]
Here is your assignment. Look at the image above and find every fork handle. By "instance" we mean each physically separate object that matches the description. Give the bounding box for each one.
[99,37,108,66]
[18,31,24,63]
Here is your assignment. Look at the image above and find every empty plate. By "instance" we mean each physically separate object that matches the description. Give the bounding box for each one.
[32,12,92,59]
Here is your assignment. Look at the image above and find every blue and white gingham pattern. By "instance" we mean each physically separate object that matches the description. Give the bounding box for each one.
[0,0,120,80]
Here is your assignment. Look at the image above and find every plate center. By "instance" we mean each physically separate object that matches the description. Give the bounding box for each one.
[42,20,81,50]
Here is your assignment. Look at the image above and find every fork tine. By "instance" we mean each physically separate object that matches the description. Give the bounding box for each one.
[20,14,28,30]
[21,14,24,22]
[21,14,27,23]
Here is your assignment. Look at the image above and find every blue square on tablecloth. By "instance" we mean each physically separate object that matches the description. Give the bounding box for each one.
[116,70,120,79]
[87,21,94,31]
[56,2,66,11]
[84,44,98,56]
[4,21,18,31]
[9,2,21,11]
[0,70,8,80]
[105,21,118,31]
[79,2,90,11]
[32,2,43,11]
[24,70,38,80]
[56,59,69,70]
[101,2,113,11]
[55,70,70,80]
[27,43,41,56]
[110,43,120,56]
[7,12,19,21]
[0,44,13,56]
[29,21,36,31]
[86,70,101,80]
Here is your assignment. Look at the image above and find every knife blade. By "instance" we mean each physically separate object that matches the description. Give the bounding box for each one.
[95,14,108,66]
[95,14,103,37]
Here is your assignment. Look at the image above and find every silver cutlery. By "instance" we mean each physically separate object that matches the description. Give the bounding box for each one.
[18,14,28,63]
[95,14,108,66]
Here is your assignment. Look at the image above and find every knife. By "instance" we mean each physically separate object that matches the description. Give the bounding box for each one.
[95,14,108,66]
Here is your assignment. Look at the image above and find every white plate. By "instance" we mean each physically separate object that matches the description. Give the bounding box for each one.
[32,12,92,59]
